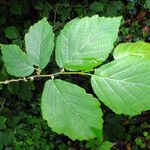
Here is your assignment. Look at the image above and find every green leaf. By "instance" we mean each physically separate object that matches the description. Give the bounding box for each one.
[0,44,34,77]
[0,84,2,90]
[114,41,150,60]
[90,2,103,12]
[25,18,54,69]
[56,15,121,71]
[33,1,44,10]
[91,56,150,116]
[98,141,114,150]
[4,26,19,39]
[0,130,14,145]
[0,116,7,130]
[40,10,49,19]
[41,79,103,140]
[144,0,150,10]
[135,137,143,146]
[10,3,22,15]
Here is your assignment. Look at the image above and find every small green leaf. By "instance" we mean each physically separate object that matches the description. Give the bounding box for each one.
[0,130,14,145]
[98,141,114,150]
[91,56,150,116]
[33,1,44,10]
[56,15,121,71]
[0,44,34,77]
[25,18,54,69]
[39,10,49,19]
[143,132,148,137]
[144,0,150,10]
[114,41,150,60]
[10,3,22,15]
[41,79,103,140]
[90,2,103,12]
[4,26,19,39]
[135,137,143,146]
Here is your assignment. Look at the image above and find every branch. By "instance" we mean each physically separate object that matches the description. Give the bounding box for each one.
[53,0,61,26]
[0,71,92,85]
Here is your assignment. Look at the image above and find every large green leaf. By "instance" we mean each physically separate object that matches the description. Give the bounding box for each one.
[41,79,103,140]
[91,56,150,116]
[55,15,121,71]
[25,18,54,69]
[114,41,150,60]
[0,44,34,77]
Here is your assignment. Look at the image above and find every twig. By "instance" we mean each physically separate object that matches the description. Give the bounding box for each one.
[0,78,26,84]
[53,0,61,26]
[0,71,92,85]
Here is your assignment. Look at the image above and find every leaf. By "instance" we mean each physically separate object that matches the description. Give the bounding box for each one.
[0,130,14,145]
[0,44,34,77]
[135,137,143,146]
[114,41,150,60]
[91,56,150,116]
[55,15,121,71]
[90,2,103,12]
[25,18,54,69]
[98,141,114,150]
[144,0,150,10]
[33,1,44,10]
[0,116,7,130]
[4,26,19,39]
[41,79,103,140]
[10,3,22,15]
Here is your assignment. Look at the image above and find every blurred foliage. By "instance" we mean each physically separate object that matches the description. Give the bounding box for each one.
[0,0,150,149]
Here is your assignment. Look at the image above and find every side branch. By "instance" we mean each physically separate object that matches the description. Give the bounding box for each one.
[0,71,92,85]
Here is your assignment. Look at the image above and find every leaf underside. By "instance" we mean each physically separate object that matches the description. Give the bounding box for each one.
[113,41,150,60]
[0,44,34,77]
[56,15,121,71]
[25,18,54,69]
[41,79,103,140]
[91,56,150,116]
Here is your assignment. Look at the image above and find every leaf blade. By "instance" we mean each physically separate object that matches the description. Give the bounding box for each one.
[113,41,150,60]
[0,44,34,77]
[91,56,150,116]
[56,15,121,71]
[41,79,103,140]
[25,18,54,69]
